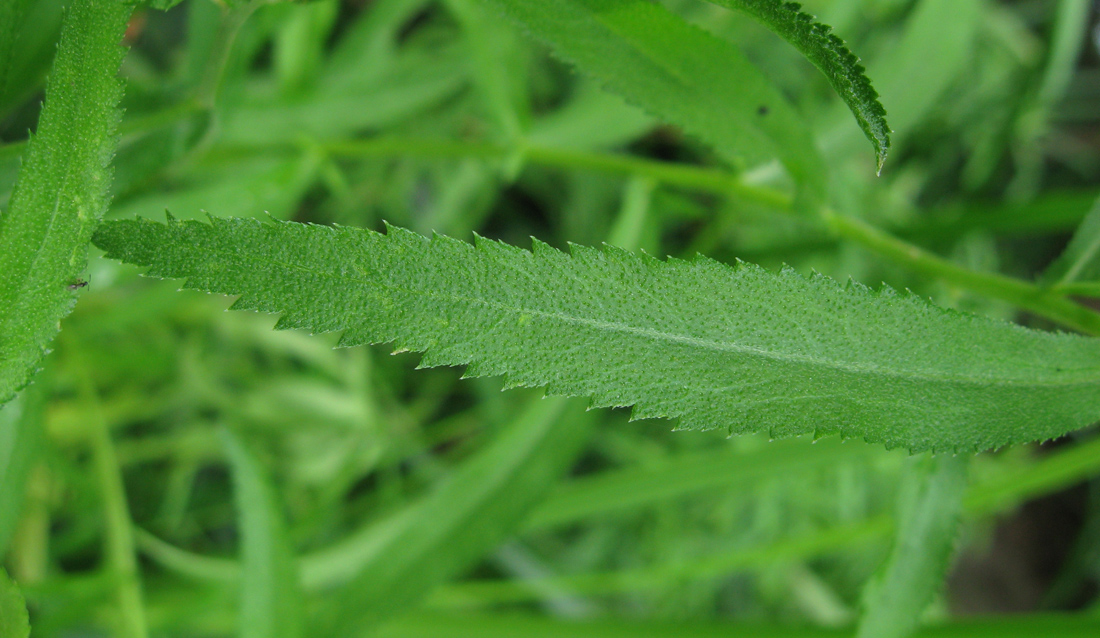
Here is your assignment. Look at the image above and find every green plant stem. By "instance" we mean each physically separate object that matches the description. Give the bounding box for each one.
[822,210,1100,335]
[320,137,794,210]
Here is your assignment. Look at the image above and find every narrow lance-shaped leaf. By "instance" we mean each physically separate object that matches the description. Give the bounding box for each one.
[0,372,46,557]
[1042,195,1100,288]
[702,0,890,172]
[222,429,302,638]
[475,0,828,207]
[319,396,592,635]
[857,453,968,638]
[0,0,131,406]
[93,216,1100,453]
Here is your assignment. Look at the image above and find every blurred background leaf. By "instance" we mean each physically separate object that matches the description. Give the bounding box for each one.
[1,0,1099,635]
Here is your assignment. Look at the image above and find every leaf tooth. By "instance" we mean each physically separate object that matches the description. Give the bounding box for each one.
[599,242,637,263]
[273,313,314,332]
[587,391,627,411]
[475,232,528,262]
[628,401,671,421]
[501,372,539,391]
[567,241,603,266]
[530,237,559,259]
[417,346,466,370]
[460,359,506,379]
[383,221,430,251]
[337,325,385,348]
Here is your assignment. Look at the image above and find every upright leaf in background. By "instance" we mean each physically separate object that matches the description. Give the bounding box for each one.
[0,567,29,638]
[1042,196,1100,288]
[93,216,1100,453]
[0,0,34,105]
[0,373,46,557]
[476,0,828,207]
[863,0,979,147]
[319,397,592,634]
[0,0,131,406]
[857,454,968,638]
[222,429,302,638]
[702,0,890,172]
[0,0,64,119]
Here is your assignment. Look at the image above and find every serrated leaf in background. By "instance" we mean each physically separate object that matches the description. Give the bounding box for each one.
[702,0,890,172]
[476,0,828,208]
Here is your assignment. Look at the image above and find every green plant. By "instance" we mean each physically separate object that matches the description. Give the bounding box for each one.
[2,0,1100,637]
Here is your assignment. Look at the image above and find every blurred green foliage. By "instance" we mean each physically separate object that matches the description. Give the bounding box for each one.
[2,0,1100,636]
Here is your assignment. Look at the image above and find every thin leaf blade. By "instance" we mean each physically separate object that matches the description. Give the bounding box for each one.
[221,429,302,638]
[1044,195,1100,288]
[857,454,968,638]
[704,0,890,171]
[319,396,592,634]
[93,216,1100,453]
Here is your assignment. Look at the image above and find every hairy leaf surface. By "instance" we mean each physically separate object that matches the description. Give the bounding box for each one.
[477,0,827,206]
[0,0,130,406]
[704,0,890,171]
[93,216,1100,453]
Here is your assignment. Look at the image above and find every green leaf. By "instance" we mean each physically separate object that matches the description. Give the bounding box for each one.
[0,0,63,118]
[864,0,980,146]
[375,611,1100,638]
[476,0,827,207]
[703,0,890,171]
[93,216,1100,453]
[857,454,968,638]
[146,0,185,10]
[221,429,302,638]
[318,396,592,634]
[0,0,131,406]
[0,373,46,557]
[0,0,34,106]
[0,567,29,638]
[523,436,877,533]
[1043,195,1100,288]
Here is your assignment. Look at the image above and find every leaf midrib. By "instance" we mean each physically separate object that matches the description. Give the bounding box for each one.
[229,240,1100,390]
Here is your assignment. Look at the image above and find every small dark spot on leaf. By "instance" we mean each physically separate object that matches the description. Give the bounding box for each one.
[67,279,88,291]
[757,105,769,116]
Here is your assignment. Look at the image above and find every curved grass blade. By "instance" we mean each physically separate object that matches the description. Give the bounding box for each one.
[1043,195,1100,288]
[477,0,827,207]
[317,396,592,635]
[0,373,46,557]
[857,454,968,638]
[0,0,131,406]
[222,429,302,638]
[704,0,889,172]
[93,216,1100,453]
